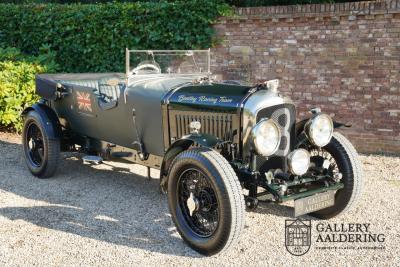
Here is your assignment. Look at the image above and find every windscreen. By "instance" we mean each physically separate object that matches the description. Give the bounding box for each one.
[126,50,210,76]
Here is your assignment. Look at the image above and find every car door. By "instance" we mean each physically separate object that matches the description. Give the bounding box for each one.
[53,76,138,148]
[90,78,139,148]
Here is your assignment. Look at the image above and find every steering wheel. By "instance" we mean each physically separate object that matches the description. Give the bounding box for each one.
[130,63,161,75]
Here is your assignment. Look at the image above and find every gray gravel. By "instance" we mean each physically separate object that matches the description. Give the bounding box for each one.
[0,132,399,266]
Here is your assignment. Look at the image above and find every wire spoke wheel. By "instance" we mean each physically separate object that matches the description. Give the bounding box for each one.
[177,168,219,237]
[309,148,340,179]
[167,148,245,255]
[308,133,363,219]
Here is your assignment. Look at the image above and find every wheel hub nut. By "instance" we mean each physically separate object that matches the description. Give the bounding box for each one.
[187,192,198,216]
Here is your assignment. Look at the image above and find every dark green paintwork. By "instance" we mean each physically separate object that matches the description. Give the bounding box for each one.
[35,73,343,209]
[38,74,251,157]
[168,82,251,112]
[180,133,222,147]
[22,103,62,140]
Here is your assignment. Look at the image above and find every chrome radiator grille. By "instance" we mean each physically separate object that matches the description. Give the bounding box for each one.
[255,103,296,172]
[256,103,296,157]
[169,110,238,142]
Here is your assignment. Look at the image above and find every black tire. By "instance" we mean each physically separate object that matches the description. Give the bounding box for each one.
[167,147,245,255]
[311,132,363,219]
[22,110,60,178]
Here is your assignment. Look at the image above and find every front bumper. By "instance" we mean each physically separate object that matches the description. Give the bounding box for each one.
[265,181,344,202]
[236,166,343,203]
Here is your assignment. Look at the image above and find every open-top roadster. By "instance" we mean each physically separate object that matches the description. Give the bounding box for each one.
[22,49,363,255]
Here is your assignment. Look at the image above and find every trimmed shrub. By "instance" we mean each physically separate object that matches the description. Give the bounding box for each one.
[0,1,231,73]
[0,46,58,131]
[226,0,366,6]
[1,1,157,3]
[1,0,370,5]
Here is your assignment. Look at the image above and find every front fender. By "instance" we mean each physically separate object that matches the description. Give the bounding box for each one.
[179,133,222,148]
[159,133,222,192]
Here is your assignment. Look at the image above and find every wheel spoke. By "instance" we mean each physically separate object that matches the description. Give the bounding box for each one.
[38,147,44,160]
[177,168,219,237]
[310,148,341,179]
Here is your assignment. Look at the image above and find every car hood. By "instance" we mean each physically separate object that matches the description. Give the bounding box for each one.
[167,82,252,112]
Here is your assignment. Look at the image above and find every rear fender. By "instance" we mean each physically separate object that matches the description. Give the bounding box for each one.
[22,103,62,140]
[159,133,222,192]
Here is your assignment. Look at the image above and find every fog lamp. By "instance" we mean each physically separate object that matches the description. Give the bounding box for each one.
[288,149,310,176]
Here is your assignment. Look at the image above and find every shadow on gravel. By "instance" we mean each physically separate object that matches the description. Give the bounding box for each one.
[0,140,200,258]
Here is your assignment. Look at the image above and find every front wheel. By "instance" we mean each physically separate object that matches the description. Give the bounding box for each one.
[310,132,364,219]
[167,148,245,255]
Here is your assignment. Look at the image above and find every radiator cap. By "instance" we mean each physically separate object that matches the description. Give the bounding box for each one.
[265,79,279,93]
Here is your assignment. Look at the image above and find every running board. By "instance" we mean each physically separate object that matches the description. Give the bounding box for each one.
[82,155,103,164]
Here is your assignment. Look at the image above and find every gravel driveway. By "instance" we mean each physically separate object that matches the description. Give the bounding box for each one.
[0,132,399,266]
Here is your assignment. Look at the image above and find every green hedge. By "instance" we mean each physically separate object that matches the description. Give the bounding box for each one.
[0,1,230,73]
[0,47,58,131]
[0,0,150,3]
[226,0,366,6]
[1,0,369,5]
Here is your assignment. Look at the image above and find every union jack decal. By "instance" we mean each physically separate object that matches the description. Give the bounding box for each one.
[76,91,92,112]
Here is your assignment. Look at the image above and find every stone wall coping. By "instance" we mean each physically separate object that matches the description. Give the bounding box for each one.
[232,0,400,19]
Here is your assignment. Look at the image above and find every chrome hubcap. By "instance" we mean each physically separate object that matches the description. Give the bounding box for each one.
[187,192,198,216]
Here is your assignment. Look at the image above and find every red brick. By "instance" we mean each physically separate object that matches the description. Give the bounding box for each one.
[212,1,400,154]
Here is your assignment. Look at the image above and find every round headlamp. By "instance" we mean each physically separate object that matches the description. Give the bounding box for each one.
[306,114,333,147]
[288,148,310,176]
[251,119,281,157]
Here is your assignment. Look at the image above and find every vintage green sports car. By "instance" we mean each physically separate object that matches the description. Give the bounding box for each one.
[22,49,363,255]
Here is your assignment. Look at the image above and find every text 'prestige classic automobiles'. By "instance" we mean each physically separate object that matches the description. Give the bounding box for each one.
[22,50,363,255]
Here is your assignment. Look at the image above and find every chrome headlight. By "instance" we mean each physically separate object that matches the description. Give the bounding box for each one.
[288,149,310,176]
[251,119,281,157]
[306,114,333,147]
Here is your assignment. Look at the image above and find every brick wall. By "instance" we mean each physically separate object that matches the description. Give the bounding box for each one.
[211,0,400,154]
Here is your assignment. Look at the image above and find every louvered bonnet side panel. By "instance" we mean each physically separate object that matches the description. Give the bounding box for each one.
[169,110,240,144]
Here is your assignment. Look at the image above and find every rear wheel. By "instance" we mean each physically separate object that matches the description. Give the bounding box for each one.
[167,148,245,255]
[310,132,363,218]
[22,111,60,178]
